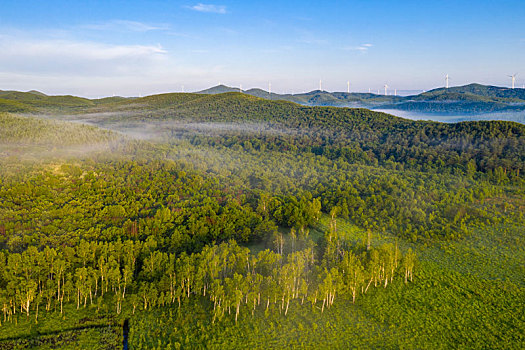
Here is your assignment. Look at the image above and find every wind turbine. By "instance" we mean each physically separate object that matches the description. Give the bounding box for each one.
[268,82,272,99]
[509,74,517,89]
[445,74,449,89]
[347,81,350,93]
[239,84,242,93]
[384,84,388,96]
[319,79,322,91]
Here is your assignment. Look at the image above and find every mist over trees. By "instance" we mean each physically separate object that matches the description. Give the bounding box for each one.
[0,91,523,348]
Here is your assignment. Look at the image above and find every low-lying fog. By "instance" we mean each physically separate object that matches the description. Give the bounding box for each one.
[376,109,525,124]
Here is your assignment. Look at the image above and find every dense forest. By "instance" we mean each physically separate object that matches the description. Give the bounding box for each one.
[0,92,524,348]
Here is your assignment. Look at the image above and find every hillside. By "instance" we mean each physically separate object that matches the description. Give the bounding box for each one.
[0,90,130,113]
[34,92,519,181]
[0,94,523,349]
[2,83,525,116]
[197,84,241,94]
[0,113,116,145]
[420,83,525,101]
[1,89,523,176]
[198,86,399,106]
[195,84,525,114]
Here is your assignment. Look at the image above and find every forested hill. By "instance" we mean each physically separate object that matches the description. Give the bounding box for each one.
[78,92,525,175]
[418,83,525,101]
[0,113,116,145]
[0,90,128,113]
[3,83,524,115]
[0,89,524,348]
[1,90,524,174]
[195,83,525,113]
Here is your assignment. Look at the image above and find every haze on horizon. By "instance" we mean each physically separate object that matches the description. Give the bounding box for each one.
[1,0,524,98]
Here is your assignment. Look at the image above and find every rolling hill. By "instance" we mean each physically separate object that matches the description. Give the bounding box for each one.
[1,83,525,117]
[195,83,525,114]
[0,86,523,350]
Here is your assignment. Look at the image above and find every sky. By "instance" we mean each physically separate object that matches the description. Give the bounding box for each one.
[1,0,524,97]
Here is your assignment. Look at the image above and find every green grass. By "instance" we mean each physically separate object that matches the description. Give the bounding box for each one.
[317,215,525,285]
[1,211,522,349]
[421,223,525,286]
[124,220,525,349]
[126,257,524,349]
[1,220,523,349]
[0,303,122,349]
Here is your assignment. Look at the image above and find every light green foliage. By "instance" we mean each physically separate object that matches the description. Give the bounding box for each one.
[0,95,523,348]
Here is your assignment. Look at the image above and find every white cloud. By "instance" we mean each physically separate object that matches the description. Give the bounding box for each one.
[188,3,227,14]
[81,20,169,32]
[0,35,226,97]
[0,37,167,77]
[344,43,373,53]
[5,40,166,60]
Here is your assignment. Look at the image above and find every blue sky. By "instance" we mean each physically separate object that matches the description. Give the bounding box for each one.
[1,0,524,97]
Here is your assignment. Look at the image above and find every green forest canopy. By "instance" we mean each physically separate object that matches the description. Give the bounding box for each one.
[0,94,523,348]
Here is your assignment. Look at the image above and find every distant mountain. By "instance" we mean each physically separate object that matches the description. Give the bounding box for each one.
[197,84,241,94]
[377,84,525,114]
[0,90,95,112]
[92,96,132,105]
[1,83,524,116]
[244,88,274,98]
[421,83,525,101]
[196,85,400,107]
[405,84,525,106]
[195,84,525,114]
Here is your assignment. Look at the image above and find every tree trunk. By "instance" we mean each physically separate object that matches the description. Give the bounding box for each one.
[365,277,373,294]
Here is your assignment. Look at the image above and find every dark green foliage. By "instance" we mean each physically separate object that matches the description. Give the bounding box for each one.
[420,83,525,102]
[62,92,525,174]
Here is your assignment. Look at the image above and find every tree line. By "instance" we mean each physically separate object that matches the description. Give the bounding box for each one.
[0,227,416,326]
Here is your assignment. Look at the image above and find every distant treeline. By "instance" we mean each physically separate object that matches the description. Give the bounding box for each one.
[93,93,525,174]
